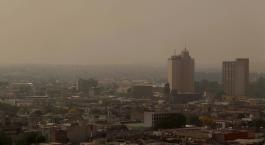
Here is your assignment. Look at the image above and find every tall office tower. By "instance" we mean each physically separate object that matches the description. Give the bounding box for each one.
[223,58,249,96]
[168,48,195,93]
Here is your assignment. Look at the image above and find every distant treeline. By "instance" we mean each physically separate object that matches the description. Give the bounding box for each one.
[0,64,227,82]
[247,77,265,98]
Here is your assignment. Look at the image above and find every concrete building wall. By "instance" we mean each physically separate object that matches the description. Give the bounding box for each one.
[235,58,249,96]
[143,112,154,127]
[223,61,236,96]
[181,55,194,92]
[223,58,249,96]
[168,49,194,93]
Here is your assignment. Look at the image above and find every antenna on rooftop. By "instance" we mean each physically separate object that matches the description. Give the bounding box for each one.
[184,40,188,50]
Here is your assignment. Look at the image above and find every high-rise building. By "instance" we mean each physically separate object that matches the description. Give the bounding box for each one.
[223,58,249,96]
[168,48,195,93]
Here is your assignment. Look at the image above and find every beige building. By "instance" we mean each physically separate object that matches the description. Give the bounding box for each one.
[168,48,194,93]
[223,58,249,96]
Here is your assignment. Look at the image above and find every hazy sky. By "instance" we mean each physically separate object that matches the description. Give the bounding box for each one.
[0,0,265,68]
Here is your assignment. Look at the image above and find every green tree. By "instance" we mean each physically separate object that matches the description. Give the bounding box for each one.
[199,116,214,127]
[155,113,186,129]
[186,115,202,126]
[248,77,265,98]
[14,132,46,145]
[0,102,18,116]
[248,119,265,129]
[0,130,12,145]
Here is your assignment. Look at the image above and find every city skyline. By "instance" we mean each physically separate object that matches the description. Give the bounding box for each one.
[0,0,264,69]
[1,1,265,144]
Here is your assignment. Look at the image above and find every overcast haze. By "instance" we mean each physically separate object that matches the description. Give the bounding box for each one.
[0,0,265,70]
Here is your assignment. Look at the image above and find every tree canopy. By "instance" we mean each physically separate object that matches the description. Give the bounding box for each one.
[248,77,265,98]
[195,80,223,97]
[155,113,186,129]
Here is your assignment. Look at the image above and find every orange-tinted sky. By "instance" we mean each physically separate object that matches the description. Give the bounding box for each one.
[0,0,264,68]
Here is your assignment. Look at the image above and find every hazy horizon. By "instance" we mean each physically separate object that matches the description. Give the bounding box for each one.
[0,0,265,70]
